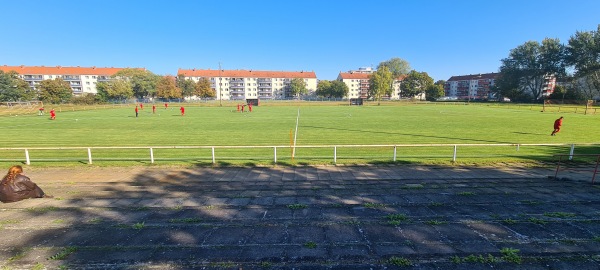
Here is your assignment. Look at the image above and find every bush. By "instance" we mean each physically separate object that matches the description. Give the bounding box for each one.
[71,93,100,105]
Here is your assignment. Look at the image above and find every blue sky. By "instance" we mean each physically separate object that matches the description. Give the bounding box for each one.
[1,0,599,81]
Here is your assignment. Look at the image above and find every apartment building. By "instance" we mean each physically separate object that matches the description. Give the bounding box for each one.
[0,65,143,95]
[177,69,317,100]
[337,71,407,100]
[444,73,498,100]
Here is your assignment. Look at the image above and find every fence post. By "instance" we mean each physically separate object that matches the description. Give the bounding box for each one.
[150,148,154,164]
[211,147,215,164]
[274,146,277,163]
[334,146,337,164]
[569,144,575,161]
[87,148,93,164]
[516,144,520,151]
[453,145,457,162]
[25,149,30,165]
[393,146,397,162]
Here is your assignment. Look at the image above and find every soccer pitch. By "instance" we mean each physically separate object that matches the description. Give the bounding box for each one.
[0,103,599,165]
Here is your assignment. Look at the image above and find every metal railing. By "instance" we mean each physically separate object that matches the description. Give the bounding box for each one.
[0,143,597,165]
[554,154,600,184]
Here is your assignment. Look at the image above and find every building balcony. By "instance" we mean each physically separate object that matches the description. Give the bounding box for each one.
[257,79,271,82]
[23,75,43,80]
[258,90,272,94]
[230,90,245,94]
[258,94,273,99]
[63,76,81,80]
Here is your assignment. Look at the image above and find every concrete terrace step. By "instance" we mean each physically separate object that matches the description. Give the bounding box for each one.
[1,165,599,269]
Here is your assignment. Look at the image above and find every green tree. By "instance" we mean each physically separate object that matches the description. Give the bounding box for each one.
[95,80,133,101]
[0,70,35,101]
[377,57,411,78]
[38,78,72,104]
[95,82,110,102]
[566,24,600,99]
[369,66,393,105]
[498,38,567,101]
[156,76,181,99]
[177,74,196,99]
[547,84,586,101]
[289,78,308,98]
[315,80,332,98]
[113,68,160,99]
[400,70,433,99]
[195,77,215,98]
[315,80,348,98]
[425,84,445,101]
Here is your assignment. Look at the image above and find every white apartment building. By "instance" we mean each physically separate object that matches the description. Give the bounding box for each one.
[337,71,407,100]
[445,73,498,100]
[177,69,317,100]
[0,65,143,95]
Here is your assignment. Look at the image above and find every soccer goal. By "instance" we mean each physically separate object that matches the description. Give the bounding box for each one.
[543,99,596,115]
[0,101,44,116]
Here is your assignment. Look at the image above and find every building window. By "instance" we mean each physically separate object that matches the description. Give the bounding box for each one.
[92,76,96,79]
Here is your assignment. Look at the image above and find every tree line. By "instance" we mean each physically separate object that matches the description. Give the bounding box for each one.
[0,69,216,104]
[314,58,445,104]
[494,24,600,102]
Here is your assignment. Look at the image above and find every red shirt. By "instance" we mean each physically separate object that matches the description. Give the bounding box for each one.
[554,118,563,129]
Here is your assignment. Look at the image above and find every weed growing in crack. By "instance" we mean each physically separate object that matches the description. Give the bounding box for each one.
[544,212,576,218]
[500,247,522,264]
[364,202,386,208]
[425,219,447,225]
[48,246,78,260]
[386,214,409,226]
[387,256,412,266]
[304,241,317,249]
[132,222,145,230]
[27,206,58,213]
[287,204,307,210]
[528,217,547,225]
[503,218,517,224]
[169,218,202,223]
[87,217,102,224]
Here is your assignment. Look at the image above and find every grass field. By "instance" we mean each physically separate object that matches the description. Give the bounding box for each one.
[0,102,599,166]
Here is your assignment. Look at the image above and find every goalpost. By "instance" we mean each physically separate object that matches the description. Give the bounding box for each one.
[543,99,596,115]
[0,101,44,116]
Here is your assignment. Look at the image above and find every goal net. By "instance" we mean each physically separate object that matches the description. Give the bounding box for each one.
[543,99,596,114]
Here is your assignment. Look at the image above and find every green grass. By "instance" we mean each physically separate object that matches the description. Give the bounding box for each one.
[1,103,599,166]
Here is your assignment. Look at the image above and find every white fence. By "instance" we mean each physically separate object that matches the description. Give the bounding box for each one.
[0,143,598,165]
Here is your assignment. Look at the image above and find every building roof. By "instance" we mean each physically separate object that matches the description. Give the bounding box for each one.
[178,69,316,79]
[338,72,371,80]
[447,73,498,81]
[338,72,407,80]
[0,65,144,76]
